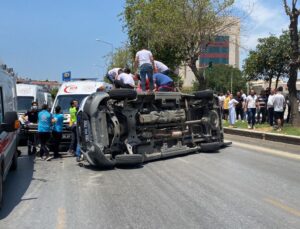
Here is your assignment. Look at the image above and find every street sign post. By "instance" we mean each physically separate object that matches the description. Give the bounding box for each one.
[62,71,71,82]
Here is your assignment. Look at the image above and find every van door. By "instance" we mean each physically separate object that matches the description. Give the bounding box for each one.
[0,86,16,177]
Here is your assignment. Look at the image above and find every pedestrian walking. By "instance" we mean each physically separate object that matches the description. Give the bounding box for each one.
[267,89,275,126]
[135,48,155,92]
[52,105,64,158]
[257,90,267,124]
[245,89,258,129]
[228,94,239,127]
[273,86,285,131]
[38,104,52,161]
[68,100,78,155]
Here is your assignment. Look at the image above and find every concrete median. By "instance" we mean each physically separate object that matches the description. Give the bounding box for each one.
[224,127,300,146]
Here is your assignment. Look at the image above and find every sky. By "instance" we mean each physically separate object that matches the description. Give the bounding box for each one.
[0,0,296,82]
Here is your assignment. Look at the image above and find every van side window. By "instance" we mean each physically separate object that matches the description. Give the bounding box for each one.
[0,87,4,124]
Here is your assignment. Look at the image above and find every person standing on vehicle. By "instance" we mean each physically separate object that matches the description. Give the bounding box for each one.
[267,88,275,126]
[153,73,174,92]
[114,68,135,89]
[154,60,170,76]
[68,100,78,155]
[245,89,258,129]
[52,106,64,158]
[22,101,39,155]
[273,86,285,131]
[38,104,52,161]
[135,48,155,92]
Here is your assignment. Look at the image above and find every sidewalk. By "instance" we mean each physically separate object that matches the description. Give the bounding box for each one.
[224,127,300,146]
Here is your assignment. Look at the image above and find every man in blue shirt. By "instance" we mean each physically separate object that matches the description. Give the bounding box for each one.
[52,106,64,158]
[38,104,52,161]
[153,73,174,92]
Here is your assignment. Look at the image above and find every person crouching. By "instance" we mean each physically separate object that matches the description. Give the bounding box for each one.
[153,73,174,92]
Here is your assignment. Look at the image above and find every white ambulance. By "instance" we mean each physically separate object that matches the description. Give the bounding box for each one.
[0,65,20,208]
[50,79,112,147]
[16,84,46,116]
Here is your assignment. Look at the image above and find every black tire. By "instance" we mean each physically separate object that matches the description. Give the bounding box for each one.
[0,163,3,209]
[115,154,144,166]
[109,89,137,100]
[194,90,214,100]
[10,150,18,171]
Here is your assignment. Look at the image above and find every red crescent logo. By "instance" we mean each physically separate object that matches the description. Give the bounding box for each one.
[64,85,78,93]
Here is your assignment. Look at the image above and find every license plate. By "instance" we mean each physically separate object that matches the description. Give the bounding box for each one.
[63,134,71,139]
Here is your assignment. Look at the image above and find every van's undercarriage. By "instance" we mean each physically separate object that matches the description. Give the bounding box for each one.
[77,89,226,168]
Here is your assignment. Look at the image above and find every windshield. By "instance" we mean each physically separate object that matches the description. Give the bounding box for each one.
[17,96,34,113]
[54,94,89,113]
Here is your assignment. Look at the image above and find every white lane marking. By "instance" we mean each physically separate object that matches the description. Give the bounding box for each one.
[232,141,300,160]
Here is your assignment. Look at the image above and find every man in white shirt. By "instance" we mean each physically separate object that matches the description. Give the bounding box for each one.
[267,88,275,126]
[245,89,258,129]
[135,48,155,91]
[114,68,135,89]
[106,67,121,84]
[154,60,170,75]
[273,86,285,131]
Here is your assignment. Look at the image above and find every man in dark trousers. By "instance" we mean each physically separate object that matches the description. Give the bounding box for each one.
[235,92,244,121]
[52,106,64,158]
[22,101,39,155]
[38,104,52,161]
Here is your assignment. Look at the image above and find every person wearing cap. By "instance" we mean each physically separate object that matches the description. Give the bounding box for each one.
[135,48,155,92]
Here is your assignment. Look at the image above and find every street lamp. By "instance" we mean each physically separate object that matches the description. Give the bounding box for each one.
[95,39,114,55]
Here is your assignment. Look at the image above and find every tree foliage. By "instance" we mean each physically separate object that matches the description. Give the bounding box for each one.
[123,0,236,89]
[107,43,133,71]
[193,64,246,93]
[243,33,290,88]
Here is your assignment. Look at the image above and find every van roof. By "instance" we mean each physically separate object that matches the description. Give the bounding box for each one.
[57,80,111,95]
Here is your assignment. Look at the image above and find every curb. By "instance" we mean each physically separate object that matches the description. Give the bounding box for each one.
[223,127,300,145]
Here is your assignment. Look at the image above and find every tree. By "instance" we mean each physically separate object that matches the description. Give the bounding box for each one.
[243,34,290,89]
[123,0,236,89]
[106,43,133,71]
[194,64,246,93]
[283,0,300,127]
[50,88,58,100]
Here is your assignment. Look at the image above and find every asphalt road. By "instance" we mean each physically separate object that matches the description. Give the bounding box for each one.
[0,137,300,229]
